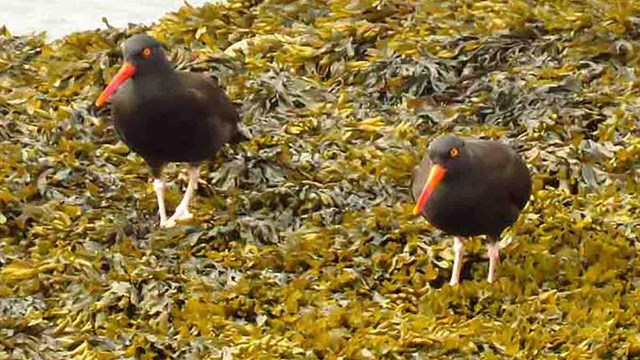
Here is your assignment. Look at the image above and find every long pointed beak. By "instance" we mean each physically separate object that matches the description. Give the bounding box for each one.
[413,164,447,215]
[95,62,137,108]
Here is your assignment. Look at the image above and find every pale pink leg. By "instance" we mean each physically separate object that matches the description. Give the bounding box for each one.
[450,237,465,286]
[487,242,500,283]
[153,178,168,227]
[165,165,200,227]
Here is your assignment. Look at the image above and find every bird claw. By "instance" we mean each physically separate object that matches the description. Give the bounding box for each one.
[159,219,173,228]
[171,211,194,222]
[163,206,193,228]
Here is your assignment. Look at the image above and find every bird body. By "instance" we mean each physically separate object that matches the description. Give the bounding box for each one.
[412,138,530,237]
[96,34,245,227]
[111,71,241,165]
[411,135,531,285]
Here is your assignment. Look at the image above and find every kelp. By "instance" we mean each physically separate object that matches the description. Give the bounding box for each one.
[0,0,639,358]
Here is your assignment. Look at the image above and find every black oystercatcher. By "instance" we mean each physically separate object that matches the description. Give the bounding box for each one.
[411,135,531,285]
[96,34,246,228]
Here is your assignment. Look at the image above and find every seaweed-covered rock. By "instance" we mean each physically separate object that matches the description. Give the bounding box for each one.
[0,0,639,358]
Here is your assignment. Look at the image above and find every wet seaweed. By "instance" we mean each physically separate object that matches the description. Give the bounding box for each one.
[1,0,639,358]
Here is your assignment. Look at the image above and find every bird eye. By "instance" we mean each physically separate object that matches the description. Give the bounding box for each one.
[141,47,152,59]
[449,147,459,158]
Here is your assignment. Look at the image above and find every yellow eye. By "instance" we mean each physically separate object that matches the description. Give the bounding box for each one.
[450,147,459,158]
[142,47,152,59]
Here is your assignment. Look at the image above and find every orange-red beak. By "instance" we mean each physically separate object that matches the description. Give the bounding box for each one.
[95,62,137,108]
[412,164,447,215]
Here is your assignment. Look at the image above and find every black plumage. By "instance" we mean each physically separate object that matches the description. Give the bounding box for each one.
[96,34,246,227]
[411,134,532,285]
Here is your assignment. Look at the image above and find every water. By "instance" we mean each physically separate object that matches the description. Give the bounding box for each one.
[0,0,213,40]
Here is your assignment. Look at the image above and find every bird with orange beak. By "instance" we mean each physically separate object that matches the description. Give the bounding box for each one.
[96,34,246,227]
[411,134,532,285]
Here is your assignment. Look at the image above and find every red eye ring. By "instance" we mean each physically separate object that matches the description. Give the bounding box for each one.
[142,47,152,59]
[450,147,459,157]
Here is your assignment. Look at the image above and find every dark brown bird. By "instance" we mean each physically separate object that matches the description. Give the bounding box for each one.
[411,134,531,285]
[96,34,246,228]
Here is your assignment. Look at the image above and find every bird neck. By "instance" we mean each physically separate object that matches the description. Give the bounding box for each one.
[133,67,179,94]
[438,160,474,188]
[135,56,175,77]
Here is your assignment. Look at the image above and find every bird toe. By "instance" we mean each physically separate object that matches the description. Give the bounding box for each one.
[167,207,194,225]
[160,218,177,228]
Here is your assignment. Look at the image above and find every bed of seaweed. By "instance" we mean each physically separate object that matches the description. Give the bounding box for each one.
[1,0,639,358]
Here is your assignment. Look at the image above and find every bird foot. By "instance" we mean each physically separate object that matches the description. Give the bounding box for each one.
[172,206,193,221]
[159,219,173,228]
[162,206,193,228]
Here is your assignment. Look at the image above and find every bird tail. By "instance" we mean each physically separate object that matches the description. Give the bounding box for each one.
[230,123,252,144]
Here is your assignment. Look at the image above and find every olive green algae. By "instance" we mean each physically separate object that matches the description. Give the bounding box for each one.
[0,0,639,358]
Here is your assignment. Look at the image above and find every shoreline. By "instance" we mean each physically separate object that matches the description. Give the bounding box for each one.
[1,0,639,358]
[0,0,214,40]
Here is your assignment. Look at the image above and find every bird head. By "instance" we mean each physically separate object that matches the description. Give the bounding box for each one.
[95,34,168,108]
[412,134,468,215]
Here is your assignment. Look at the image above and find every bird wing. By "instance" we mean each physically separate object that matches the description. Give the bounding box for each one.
[182,73,241,125]
[179,72,247,144]
[467,139,531,211]
[504,153,532,210]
